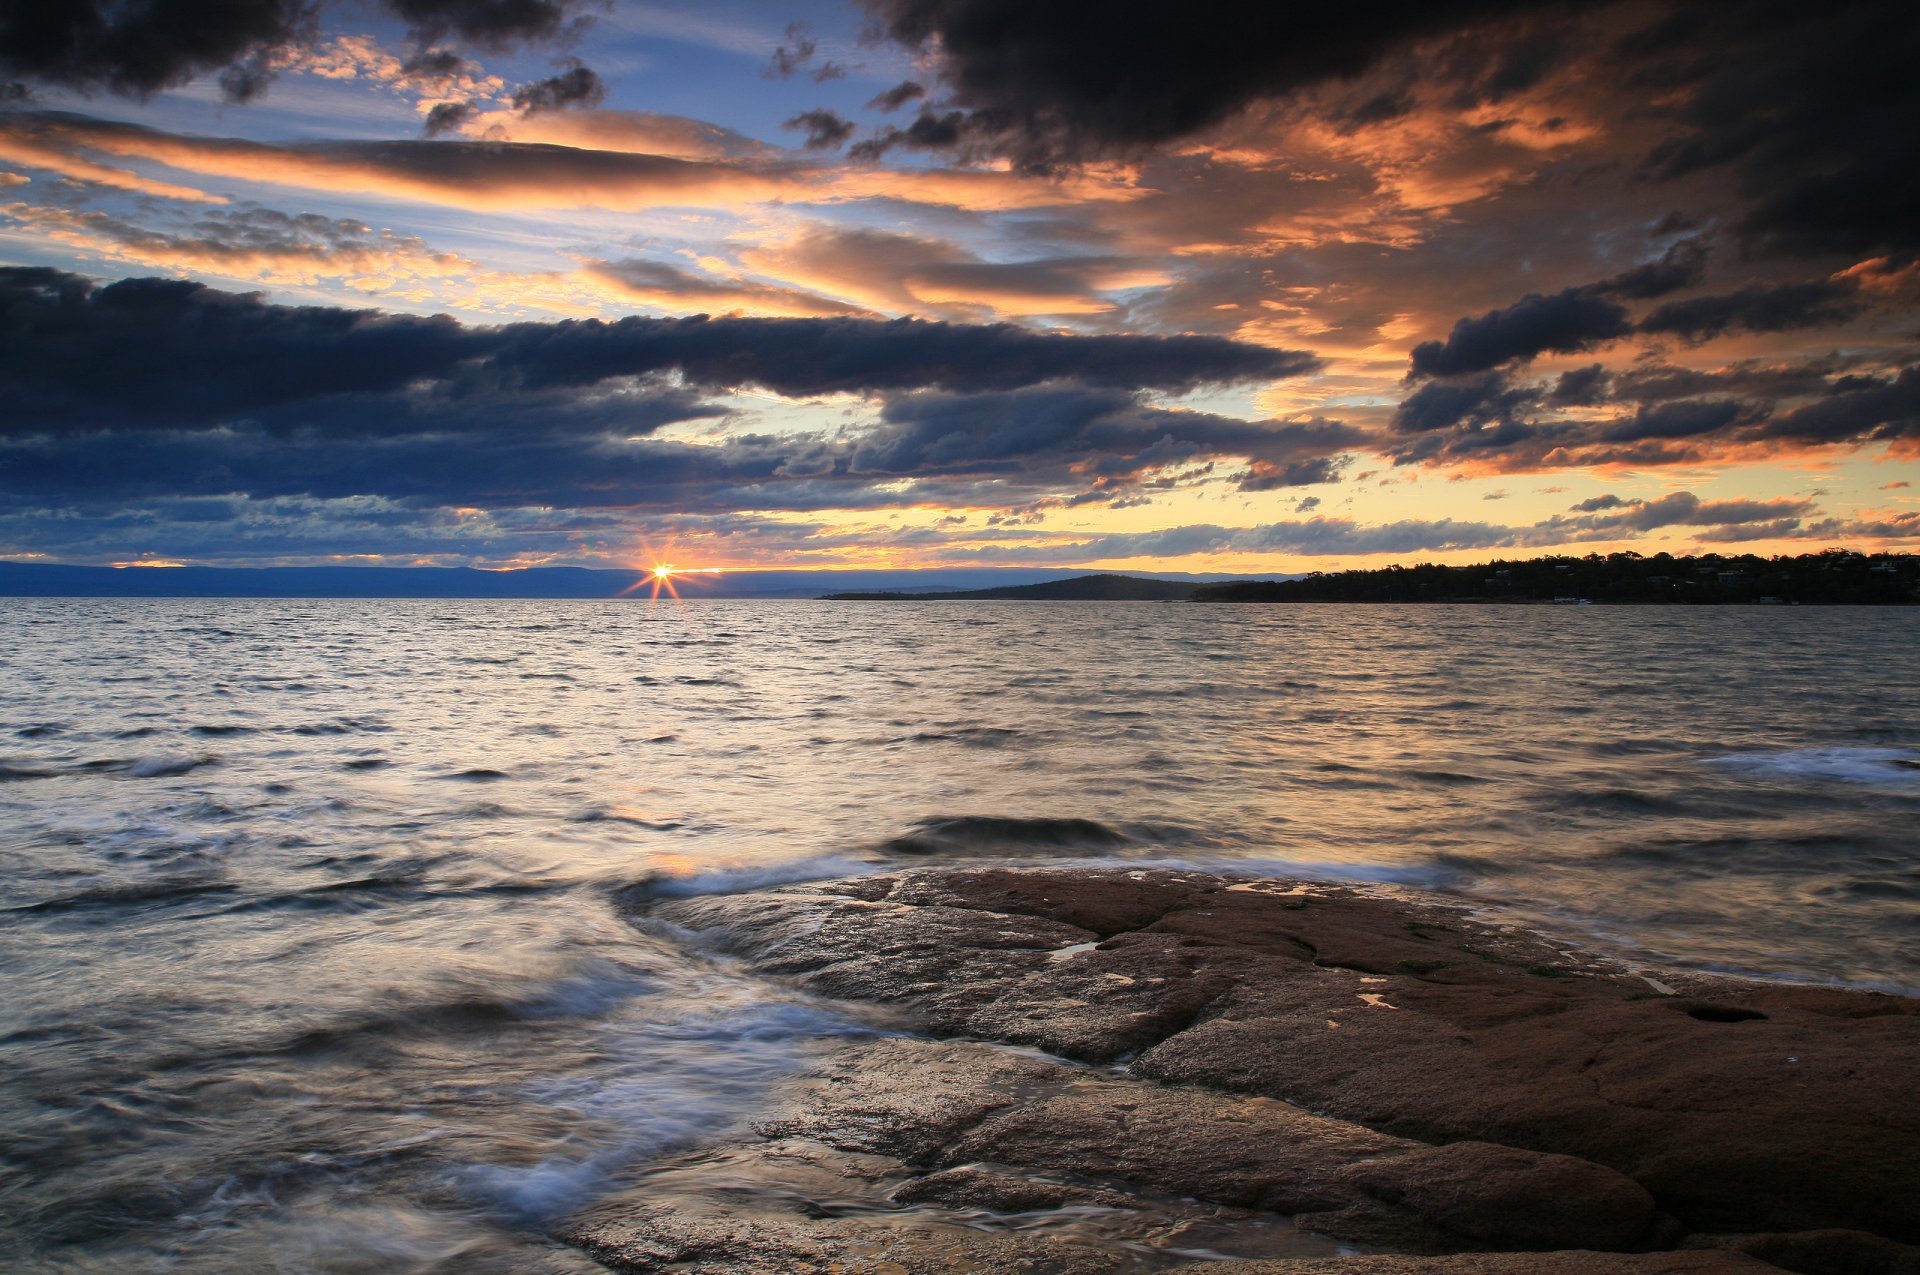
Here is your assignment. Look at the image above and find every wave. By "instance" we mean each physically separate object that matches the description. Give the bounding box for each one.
[0,761,59,780]
[908,725,1023,747]
[289,717,391,736]
[881,815,1131,857]
[458,998,873,1222]
[127,754,216,778]
[1703,746,1920,786]
[568,804,684,831]
[619,855,881,905]
[9,878,240,916]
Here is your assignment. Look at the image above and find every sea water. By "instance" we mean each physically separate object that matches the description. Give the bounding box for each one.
[2,598,1916,1269]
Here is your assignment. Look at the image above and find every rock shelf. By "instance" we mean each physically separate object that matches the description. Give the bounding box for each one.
[565,867,1920,1274]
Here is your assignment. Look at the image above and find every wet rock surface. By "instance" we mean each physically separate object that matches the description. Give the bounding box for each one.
[569,866,1919,1272]
[1209,1258,1775,1274]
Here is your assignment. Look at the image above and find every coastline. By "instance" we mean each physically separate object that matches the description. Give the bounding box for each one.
[570,864,1920,1274]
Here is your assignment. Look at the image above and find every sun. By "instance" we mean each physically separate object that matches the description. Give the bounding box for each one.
[653,564,675,580]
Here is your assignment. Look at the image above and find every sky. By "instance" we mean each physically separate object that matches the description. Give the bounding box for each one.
[1,0,1916,574]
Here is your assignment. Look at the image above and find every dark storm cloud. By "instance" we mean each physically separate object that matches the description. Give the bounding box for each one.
[1382,353,1920,471]
[0,381,1348,515]
[784,109,855,151]
[0,268,1345,524]
[1407,289,1632,379]
[1391,371,1539,433]
[867,80,926,112]
[1233,455,1350,491]
[1404,251,1865,384]
[1758,367,1920,444]
[1609,358,1861,406]
[422,101,476,137]
[1595,398,1761,443]
[0,268,1315,437]
[849,384,1363,480]
[847,109,968,163]
[1636,279,1864,342]
[1547,364,1610,406]
[1589,240,1708,300]
[510,60,605,115]
[385,0,582,49]
[1540,491,1814,535]
[857,0,1565,167]
[0,0,593,103]
[1634,1,1920,259]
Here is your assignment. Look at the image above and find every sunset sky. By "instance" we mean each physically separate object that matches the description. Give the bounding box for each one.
[2,0,1916,573]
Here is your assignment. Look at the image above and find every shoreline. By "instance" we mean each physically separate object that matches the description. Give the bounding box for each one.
[567,864,1920,1274]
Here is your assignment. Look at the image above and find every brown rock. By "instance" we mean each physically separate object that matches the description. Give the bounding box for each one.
[1203,1255,1775,1274]
[652,867,1920,1247]
[888,1164,1138,1212]
[1682,1228,1920,1274]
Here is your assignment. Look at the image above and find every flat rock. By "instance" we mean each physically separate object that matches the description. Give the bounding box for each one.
[652,867,1920,1247]
[755,1036,1653,1254]
[1682,1229,1920,1275]
[1207,1256,1774,1274]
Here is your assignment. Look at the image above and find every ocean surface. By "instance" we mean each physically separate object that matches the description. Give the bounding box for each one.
[3,598,1917,1271]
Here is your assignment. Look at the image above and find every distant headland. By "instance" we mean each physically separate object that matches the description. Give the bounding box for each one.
[822,573,1205,601]
[825,552,1920,604]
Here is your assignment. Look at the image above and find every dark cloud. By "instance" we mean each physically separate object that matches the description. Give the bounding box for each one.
[849,385,1362,480]
[384,0,581,50]
[422,101,476,137]
[858,0,1566,167]
[1589,240,1708,300]
[1610,357,1859,405]
[1596,398,1759,443]
[766,23,839,80]
[867,80,926,112]
[1633,1,1920,259]
[784,109,855,151]
[1234,455,1350,490]
[1636,278,1864,342]
[847,109,968,162]
[0,0,592,103]
[1392,371,1539,433]
[1758,367,1920,444]
[1570,493,1627,512]
[402,48,469,80]
[1382,348,1919,470]
[511,59,604,115]
[1408,289,1632,378]
[0,268,1316,436]
[1547,364,1610,406]
[1542,490,1815,534]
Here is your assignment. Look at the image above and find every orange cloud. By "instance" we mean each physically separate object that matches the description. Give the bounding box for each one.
[0,127,225,203]
[464,109,780,163]
[582,257,872,318]
[4,113,1146,217]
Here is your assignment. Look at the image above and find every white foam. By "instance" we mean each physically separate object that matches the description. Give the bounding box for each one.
[1702,746,1920,787]
[1053,853,1464,893]
[502,961,654,1019]
[459,997,875,1221]
[127,754,213,778]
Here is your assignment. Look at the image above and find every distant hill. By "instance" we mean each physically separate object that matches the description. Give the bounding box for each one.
[0,563,1252,599]
[824,573,1205,601]
[1191,551,1920,605]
